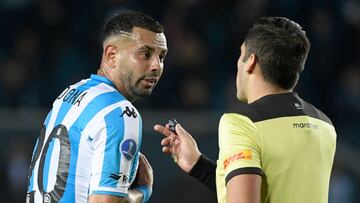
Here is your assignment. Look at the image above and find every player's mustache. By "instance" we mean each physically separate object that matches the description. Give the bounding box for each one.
[141,73,160,80]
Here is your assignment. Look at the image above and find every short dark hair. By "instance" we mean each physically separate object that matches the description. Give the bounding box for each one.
[103,10,164,42]
[243,17,310,89]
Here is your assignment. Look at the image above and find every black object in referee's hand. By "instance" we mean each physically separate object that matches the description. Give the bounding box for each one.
[168,118,178,162]
[168,118,178,133]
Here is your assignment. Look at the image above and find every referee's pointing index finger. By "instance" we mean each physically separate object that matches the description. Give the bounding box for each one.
[154,125,173,137]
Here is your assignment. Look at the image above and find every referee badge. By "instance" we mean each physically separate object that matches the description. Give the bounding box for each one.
[121,139,137,160]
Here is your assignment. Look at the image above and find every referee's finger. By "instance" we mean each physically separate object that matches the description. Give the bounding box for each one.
[175,124,189,139]
[162,146,172,154]
[161,137,171,146]
[154,124,173,137]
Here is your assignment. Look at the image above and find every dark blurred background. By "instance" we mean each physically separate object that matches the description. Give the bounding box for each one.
[0,0,359,202]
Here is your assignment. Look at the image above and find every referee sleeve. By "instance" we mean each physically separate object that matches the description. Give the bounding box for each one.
[189,154,217,193]
[218,114,262,184]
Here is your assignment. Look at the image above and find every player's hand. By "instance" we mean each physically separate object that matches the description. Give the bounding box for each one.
[135,153,153,191]
[154,123,201,173]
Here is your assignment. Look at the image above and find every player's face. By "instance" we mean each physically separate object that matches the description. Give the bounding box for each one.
[236,43,248,102]
[113,27,167,101]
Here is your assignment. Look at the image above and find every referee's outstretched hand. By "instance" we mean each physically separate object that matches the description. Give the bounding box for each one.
[154,123,201,173]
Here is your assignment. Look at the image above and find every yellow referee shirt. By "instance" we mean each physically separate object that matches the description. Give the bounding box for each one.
[216,92,336,203]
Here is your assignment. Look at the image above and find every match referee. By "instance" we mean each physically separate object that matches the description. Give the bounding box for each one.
[154,17,336,203]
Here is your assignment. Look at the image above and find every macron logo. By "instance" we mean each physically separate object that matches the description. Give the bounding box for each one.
[293,122,318,129]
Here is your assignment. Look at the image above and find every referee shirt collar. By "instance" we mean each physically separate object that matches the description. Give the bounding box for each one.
[252,92,299,104]
[90,74,116,88]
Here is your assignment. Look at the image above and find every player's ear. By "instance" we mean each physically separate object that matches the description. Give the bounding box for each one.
[245,53,256,74]
[103,44,117,68]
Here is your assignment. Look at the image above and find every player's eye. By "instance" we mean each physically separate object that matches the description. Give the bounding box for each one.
[140,51,151,59]
[159,50,167,62]
[159,54,165,62]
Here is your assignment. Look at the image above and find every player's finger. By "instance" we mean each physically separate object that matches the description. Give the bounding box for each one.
[154,124,173,137]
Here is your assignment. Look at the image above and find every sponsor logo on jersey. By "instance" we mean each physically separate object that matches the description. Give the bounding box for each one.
[110,173,129,184]
[293,122,318,129]
[294,102,302,110]
[223,150,252,169]
[121,139,137,160]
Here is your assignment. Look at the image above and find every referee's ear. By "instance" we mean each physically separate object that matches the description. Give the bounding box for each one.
[245,53,257,74]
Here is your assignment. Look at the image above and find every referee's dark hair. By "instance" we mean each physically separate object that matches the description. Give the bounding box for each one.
[243,17,310,90]
[103,10,164,42]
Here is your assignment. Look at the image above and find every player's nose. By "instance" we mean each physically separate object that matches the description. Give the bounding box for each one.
[150,57,162,72]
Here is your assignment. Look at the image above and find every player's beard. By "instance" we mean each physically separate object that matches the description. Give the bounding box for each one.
[125,72,158,100]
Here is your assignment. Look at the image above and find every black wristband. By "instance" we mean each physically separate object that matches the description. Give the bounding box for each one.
[189,154,217,192]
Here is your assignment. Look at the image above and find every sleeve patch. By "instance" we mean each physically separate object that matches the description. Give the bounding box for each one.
[223,150,252,170]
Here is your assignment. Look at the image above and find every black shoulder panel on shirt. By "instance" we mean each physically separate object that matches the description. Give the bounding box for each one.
[232,93,333,125]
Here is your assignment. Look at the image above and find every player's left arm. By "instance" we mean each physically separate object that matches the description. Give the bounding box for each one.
[88,190,143,203]
[88,105,151,203]
[226,174,261,203]
[89,153,152,203]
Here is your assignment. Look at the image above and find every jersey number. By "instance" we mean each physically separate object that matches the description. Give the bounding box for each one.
[26,124,71,203]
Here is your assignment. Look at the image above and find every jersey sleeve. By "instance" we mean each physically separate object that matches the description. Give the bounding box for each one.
[88,103,141,197]
[189,154,217,193]
[218,113,262,184]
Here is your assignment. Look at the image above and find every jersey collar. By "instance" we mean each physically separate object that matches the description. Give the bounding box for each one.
[90,74,116,88]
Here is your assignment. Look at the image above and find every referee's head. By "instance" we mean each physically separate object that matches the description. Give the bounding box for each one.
[236,17,310,102]
[246,17,310,89]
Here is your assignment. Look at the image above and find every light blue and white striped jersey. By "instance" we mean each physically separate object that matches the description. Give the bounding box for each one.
[26,74,143,203]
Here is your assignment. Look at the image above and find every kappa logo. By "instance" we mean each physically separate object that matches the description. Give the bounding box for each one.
[120,106,137,118]
[223,150,252,169]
